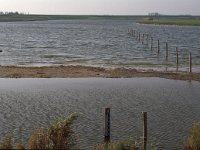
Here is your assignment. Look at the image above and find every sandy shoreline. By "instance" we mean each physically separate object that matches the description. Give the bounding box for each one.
[0,65,199,81]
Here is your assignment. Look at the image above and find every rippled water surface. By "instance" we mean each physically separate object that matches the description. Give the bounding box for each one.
[0,78,199,149]
[0,20,200,72]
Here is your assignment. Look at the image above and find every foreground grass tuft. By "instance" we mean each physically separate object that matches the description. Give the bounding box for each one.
[94,140,158,150]
[0,113,78,149]
[94,140,138,150]
[185,122,200,150]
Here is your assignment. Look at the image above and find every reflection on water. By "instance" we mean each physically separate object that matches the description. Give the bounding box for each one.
[0,20,199,72]
[0,78,199,149]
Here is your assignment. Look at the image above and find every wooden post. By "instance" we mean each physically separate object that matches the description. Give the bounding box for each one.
[146,34,149,45]
[142,112,147,150]
[166,42,168,60]
[136,31,138,40]
[134,30,135,37]
[142,34,144,44]
[139,32,141,42]
[151,37,153,50]
[157,40,160,54]
[131,29,133,37]
[104,108,110,143]
[176,47,179,66]
[189,52,192,73]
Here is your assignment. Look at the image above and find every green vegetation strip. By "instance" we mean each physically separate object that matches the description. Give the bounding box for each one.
[139,19,200,26]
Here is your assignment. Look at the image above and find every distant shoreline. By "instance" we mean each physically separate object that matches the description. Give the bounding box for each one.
[0,65,199,81]
[1,14,200,23]
[0,14,143,22]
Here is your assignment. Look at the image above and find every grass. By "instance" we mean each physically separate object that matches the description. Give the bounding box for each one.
[0,112,200,149]
[140,19,200,26]
[0,113,78,149]
[94,140,139,150]
[94,140,158,150]
[139,16,200,26]
[184,122,200,150]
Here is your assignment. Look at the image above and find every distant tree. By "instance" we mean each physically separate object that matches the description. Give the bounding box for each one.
[14,11,19,15]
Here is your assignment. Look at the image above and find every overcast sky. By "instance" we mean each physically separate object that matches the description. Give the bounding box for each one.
[0,0,200,15]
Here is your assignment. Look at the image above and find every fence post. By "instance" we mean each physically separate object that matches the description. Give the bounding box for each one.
[104,108,110,143]
[142,112,147,150]
[146,34,149,45]
[139,32,141,42]
[157,40,160,54]
[136,31,138,40]
[151,37,153,50]
[142,34,144,44]
[176,47,179,66]
[189,52,192,73]
[166,42,168,60]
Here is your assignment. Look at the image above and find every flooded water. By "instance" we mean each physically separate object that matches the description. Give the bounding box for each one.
[0,19,200,72]
[0,78,199,149]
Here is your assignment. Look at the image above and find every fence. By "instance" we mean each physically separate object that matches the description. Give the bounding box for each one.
[127,29,193,73]
[104,108,148,150]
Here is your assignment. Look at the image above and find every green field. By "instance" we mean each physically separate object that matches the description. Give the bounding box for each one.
[139,16,200,26]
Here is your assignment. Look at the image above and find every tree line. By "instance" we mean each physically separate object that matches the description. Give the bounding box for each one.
[0,11,28,15]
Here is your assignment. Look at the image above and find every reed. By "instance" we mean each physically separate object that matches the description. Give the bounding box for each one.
[93,140,139,150]
[0,113,78,150]
[184,122,200,150]
[94,139,158,150]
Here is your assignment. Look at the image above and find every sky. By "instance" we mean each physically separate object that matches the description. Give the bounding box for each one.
[0,0,200,15]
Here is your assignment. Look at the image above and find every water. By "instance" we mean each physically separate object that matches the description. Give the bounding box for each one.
[0,78,199,149]
[0,19,200,72]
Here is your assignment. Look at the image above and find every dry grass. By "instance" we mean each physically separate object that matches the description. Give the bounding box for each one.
[94,140,158,150]
[0,113,78,149]
[185,122,200,150]
[94,140,138,150]
[2,113,200,150]
[0,136,13,149]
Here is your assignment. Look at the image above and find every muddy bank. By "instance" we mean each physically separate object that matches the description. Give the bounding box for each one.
[0,66,199,81]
